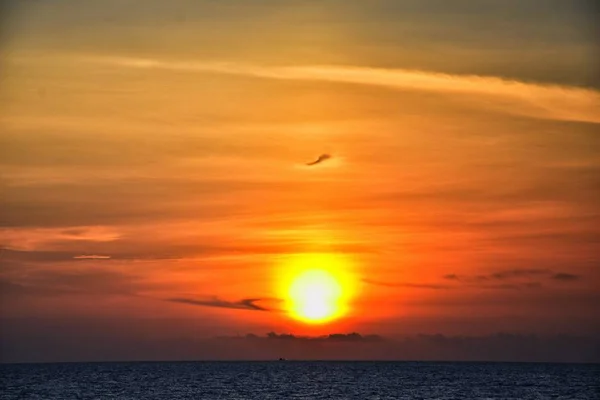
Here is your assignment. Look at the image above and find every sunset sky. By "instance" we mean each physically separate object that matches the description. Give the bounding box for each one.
[1,0,599,362]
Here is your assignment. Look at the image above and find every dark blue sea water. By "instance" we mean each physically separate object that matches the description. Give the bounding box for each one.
[1,361,598,399]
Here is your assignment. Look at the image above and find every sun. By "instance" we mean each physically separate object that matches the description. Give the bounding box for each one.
[277,253,355,324]
[288,269,343,322]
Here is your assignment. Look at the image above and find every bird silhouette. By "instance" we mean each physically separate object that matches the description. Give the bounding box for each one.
[306,153,332,166]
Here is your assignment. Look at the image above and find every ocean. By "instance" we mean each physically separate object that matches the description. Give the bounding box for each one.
[1,361,598,399]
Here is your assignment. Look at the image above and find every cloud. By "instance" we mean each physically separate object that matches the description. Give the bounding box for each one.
[0,268,147,297]
[446,269,552,282]
[306,153,332,166]
[443,269,582,289]
[2,319,597,363]
[167,296,274,312]
[0,279,69,297]
[551,272,580,281]
[475,282,543,290]
[1,248,89,263]
[233,332,384,342]
[0,239,374,263]
[73,255,111,259]
[362,278,449,290]
[488,268,549,280]
[80,55,600,123]
[0,226,120,251]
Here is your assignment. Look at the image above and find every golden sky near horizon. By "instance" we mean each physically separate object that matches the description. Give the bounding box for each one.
[1,0,599,339]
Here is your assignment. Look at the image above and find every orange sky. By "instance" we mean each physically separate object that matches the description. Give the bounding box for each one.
[1,1,599,361]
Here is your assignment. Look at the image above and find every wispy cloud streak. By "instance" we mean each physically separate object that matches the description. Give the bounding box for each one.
[443,269,581,289]
[362,278,449,290]
[84,56,600,123]
[168,296,273,311]
[73,255,111,259]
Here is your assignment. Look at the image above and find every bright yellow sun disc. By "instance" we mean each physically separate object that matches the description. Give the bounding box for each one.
[288,269,343,323]
[276,253,356,324]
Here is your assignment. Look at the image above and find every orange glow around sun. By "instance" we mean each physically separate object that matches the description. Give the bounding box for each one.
[277,253,356,324]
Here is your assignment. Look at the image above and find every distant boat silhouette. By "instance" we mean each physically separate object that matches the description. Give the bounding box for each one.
[278,357,287,361]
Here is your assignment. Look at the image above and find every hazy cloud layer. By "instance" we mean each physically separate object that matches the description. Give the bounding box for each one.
[1,321,597,363]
